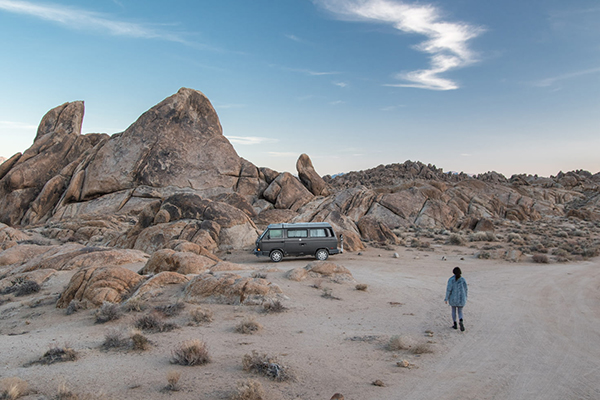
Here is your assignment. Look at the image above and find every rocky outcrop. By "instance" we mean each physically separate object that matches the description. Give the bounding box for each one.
[138,248,216,275]
[263,172,314,211]
[56,266,146,307]
[183,273,283,305]
[296,153,332,197]
[287,261,354,282]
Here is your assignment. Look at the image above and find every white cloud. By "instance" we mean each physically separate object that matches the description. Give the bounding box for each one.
[333,81,348,87]
[314,0,483,90]
[531,67,600,88]
[0,0,188,44]
[285,34,309,44]
[226,136,279,145]
[329,100,345,105]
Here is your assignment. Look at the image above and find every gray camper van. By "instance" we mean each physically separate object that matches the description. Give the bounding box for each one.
[253,222,340,262]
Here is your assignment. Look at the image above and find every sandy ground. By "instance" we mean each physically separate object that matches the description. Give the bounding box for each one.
[1,244,599,400]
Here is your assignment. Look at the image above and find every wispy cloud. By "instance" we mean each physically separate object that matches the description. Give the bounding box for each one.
[531,67,600,88]
[333,81,348,88]
[286,67,340,76]
[0,120,37,130]
[314,0,484,90]
[0,0,189,44]
[226,136,278,145]
[285,34,310,44]
[329,100,345,105]
[267,151,298,157]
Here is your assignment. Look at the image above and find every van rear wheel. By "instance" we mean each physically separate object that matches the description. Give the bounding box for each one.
[315,249,329,261]
[270,250,283,262]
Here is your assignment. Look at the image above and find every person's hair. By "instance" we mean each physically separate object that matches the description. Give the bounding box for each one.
[453,267,462,281]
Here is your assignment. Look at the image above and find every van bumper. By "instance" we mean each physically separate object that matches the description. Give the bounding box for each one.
[328,248,341,255]
[253,249,269,257]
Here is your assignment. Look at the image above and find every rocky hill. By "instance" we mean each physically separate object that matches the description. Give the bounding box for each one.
[0,87,598,257]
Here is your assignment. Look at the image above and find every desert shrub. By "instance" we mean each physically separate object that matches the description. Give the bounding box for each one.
[235,318,263,334]
[190,307,214,324]
[448,234,465,246]
[231,379,266,400]
[552,248,569,257]
[411,343,433,354]
[155,302,185,317]
[130,331,150,351]
[1,279,40,297]
[102,329,128,350]
[262,300,287,314]
[410,238,430,248]
[29,345,78,366]
[251,272,267,279]
[53,382,104,400]
[242,351,294,382]
[122,297,145,312]
[320,287,341,300]
[554,230,569,238]
[0,377,28,400]
[507,233,523,243]
[171,340,211,366]
[135,314,177,333]
[532,254,549,263]
[355,284,368,291]
[582,246,599,258]
[477,251,491,259]
[164,371,181,392]
[95,302,122,324]
[387,335,410,351]
[469,232,496,242]
[65,300,84,315]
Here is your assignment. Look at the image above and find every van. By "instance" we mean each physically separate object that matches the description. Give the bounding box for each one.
[253,222,340,262]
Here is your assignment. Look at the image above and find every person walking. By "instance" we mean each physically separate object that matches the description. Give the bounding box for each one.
[445,267,468,331]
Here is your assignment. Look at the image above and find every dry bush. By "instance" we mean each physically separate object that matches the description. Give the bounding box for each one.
[95,302,122,324]
[477,251,492,259]
[231,379,266,400]
[447,234,465,246]
[190,307,214,324]
[321,287,341,300]
[65,300,84,315]
[411,343,433,354]
[155,302,185,317]
[122,297,145,312]
[0,377,28,400]
[102,329,129,350]
[251,272,267,279]
[164,371,181,391]
[242,351,294,382]
[387,335,410,351]
[130,330,150,351]
[262,300,287,314]
[54,382,104,400]
[171,340,211,366]
[507,233,523,243]
[135,314,177,333]
[1,278,40,297]
[532,254,549,264]
[235,318,263,334]
[582,246,599,258]
[28,344,78,366]
[355,284,368,291]
[469,232,496,242]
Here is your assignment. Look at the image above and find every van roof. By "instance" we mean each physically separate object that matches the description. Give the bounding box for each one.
[266,222,333,230]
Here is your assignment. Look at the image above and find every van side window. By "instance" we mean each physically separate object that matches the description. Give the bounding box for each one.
[268,229,283,239]
[287,230,308,238]
[309,229,327,238]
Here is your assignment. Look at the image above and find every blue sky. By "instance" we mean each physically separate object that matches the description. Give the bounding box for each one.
[0,0,598,177]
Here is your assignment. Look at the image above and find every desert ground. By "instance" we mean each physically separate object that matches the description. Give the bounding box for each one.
[1,241,599,400]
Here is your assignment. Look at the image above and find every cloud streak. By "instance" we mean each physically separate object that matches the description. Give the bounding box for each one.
[0,0,188,44]
[531,67,600,88]
[226,136,279,145]
[314,0,483,90]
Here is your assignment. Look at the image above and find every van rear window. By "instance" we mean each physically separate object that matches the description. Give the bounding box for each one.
[309,229,327,237]
[287,230,308,238]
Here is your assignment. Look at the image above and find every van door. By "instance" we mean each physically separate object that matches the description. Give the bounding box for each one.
[261,228,284,254]
[285,229,308,256]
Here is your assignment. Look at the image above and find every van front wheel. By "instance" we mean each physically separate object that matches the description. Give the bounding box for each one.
[270,250,283,262]
[315,249,329,261]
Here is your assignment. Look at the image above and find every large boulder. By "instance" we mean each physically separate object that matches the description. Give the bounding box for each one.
[262,172,314,211]
[296,154,332,197]
[138,249,216,275]
[183,273,283,305]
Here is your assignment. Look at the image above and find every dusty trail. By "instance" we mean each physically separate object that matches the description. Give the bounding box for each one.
[400,261,600,400]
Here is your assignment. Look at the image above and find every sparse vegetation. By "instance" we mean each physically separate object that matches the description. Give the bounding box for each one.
[532,254,549,263]
[164,371,181,392]
[231,379,266,400]
[135,313,177,333]
[66,300,84,315]
[469,231,496,242]
[477,251,492,259]
[235,317,263,334]
[155,301,185,317]
[262,300,287,314]
[102,329,129,350]
[53,382,104,400]
[171,340,211,366]
[387,335,410,351]
[130,330,151,351]
[251,272,267,279]
[28,344,78,366]
[242,351,294,382]
[411,343,434,354]
[95,302,122,324]
[0,377,28,400]
[190,307,214,324]
[122,297,145,312]
[321,287,341,300]
[448,234,465,246]
[1,278,40,297]
[355,283,368,291]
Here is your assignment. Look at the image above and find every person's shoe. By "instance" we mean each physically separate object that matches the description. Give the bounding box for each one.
[452,321,458,329]
[459,319,465,332]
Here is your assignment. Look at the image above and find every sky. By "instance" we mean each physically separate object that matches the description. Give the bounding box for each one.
[0,0,599,178]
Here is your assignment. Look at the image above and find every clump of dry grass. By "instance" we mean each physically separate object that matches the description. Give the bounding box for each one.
[387,335,410,351]
[164,371,181,392]
[54,382,105,400]
[469,232,496,242]
[477,251,492,259]
[411,343,434,354]
[190,307,214,324]
[448,233,465,246]
[122,297,145,312]
[251,272,267,279]
[171,340,211,366]
[102,329,129,350]
[1,278,41,297]
[135,313,177,333]
[154,302,185,317]
[0,377,28,400]
[235,317,263,334]
[355,283,368,291]
[130,330,151,351]
[242,351,294,382]
[321,288,341,300]
[65,300,84,315]
[532,254,549,263]
[27,344,78,366]
[231,379,266,400]
[95,302,122,324]
[262,300,287,314]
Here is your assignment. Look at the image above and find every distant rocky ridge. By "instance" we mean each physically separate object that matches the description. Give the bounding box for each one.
[0,87,599,259]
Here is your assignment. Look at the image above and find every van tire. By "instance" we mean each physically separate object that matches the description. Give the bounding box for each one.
[315,249,329,261]
[270,250,284,262]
